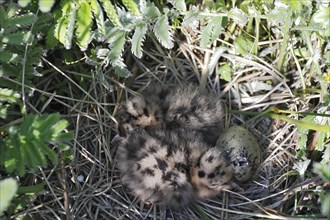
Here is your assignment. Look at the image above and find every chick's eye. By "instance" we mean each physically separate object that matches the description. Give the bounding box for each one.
[198,170,205,178]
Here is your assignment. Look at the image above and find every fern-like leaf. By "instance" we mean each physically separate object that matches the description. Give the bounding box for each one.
[100,0,121,27]
[131,24,148,58]
[76,0,93,50]
[90,0,106,38]
[108,29,126,65]
[200,16,223,48]
[122,0,140,16]
[142,2,161,19]
[2,114,73,176]
[1,31,32,45]
[0,88,21,103]
[168,0,186,12]
[65,3,77,49]
[7,13,37,27]
[153,14,174,49]
[54,1,71,46]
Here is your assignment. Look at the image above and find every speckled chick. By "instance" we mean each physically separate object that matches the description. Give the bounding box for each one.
[117,127,211,208]
[190,147,233,198]
[116,86,170,137]
[164,85,225,145]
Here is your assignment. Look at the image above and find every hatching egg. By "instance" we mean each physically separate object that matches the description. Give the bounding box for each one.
[216,126,262,182]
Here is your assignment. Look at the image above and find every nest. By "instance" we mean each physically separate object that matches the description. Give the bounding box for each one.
[14,34,325,220]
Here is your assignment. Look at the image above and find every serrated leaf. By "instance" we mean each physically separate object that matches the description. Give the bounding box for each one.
[46,25,57,48]
[38,141,58,163]
[65,3,77,49]
[1,31,32,45]
[153,14,174,49]
[131,24,148,58]
[38,0,56,13]
[54,15,69,45]
[168,0,186,12]
[142,2,161,19]
[90,0,106,37]
[0,51,20,63]
[219,64,232,82]
[0,88,21,103]
[182,9,199,29]
[100,0,121,27]
[228,7,248,27]
[200,16,222,48]
[8,13,37,27]
[108,30,126,65]
[76,0,92,50]
[123,0,140,16]
[18,0,31,7]
[208,47,227,75]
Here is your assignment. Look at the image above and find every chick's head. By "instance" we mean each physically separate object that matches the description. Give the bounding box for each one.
[191,148,233,198]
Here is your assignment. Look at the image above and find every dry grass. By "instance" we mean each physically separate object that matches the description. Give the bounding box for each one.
[12,33,326,220]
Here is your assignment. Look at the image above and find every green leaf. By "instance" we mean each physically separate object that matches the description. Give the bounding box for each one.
[65,2,77,49]
[46,25,58,48]
[18,0,31,8]
[142,2,161,19]
[90,0,106,37]
[280,0,311,12]
[8,13,37,27]
[0,88,21,103]
[38,0,56,13]
[0,103,10,119]
[200,16,222,48]
[314,162,330,183]
[76,0,92,50]
[228,7,248,27]
[234,35,254,55]
[114,65,131,78]
[2,114,72,176]
[219,64,232,82]
[122,0,140,16]
[108,30,126,65]
[54,15,69,46]
[0,50,21,63]
[17,183,44,194]
[168,0,186,12]
[1,31,32,45]
[153,14,174,49]
[0,178,18,216]
[270,114,330,132]
[100,0,121,27]
[313,6,330,29]
[131,24,148,58]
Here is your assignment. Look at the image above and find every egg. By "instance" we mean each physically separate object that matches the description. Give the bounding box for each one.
[216,126,262,182]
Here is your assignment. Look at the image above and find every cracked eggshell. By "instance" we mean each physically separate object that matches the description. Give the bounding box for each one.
[216,126,261,182]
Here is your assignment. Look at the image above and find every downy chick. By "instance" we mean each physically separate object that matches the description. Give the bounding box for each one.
[164,85,225,145]
[117,127,207,208]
